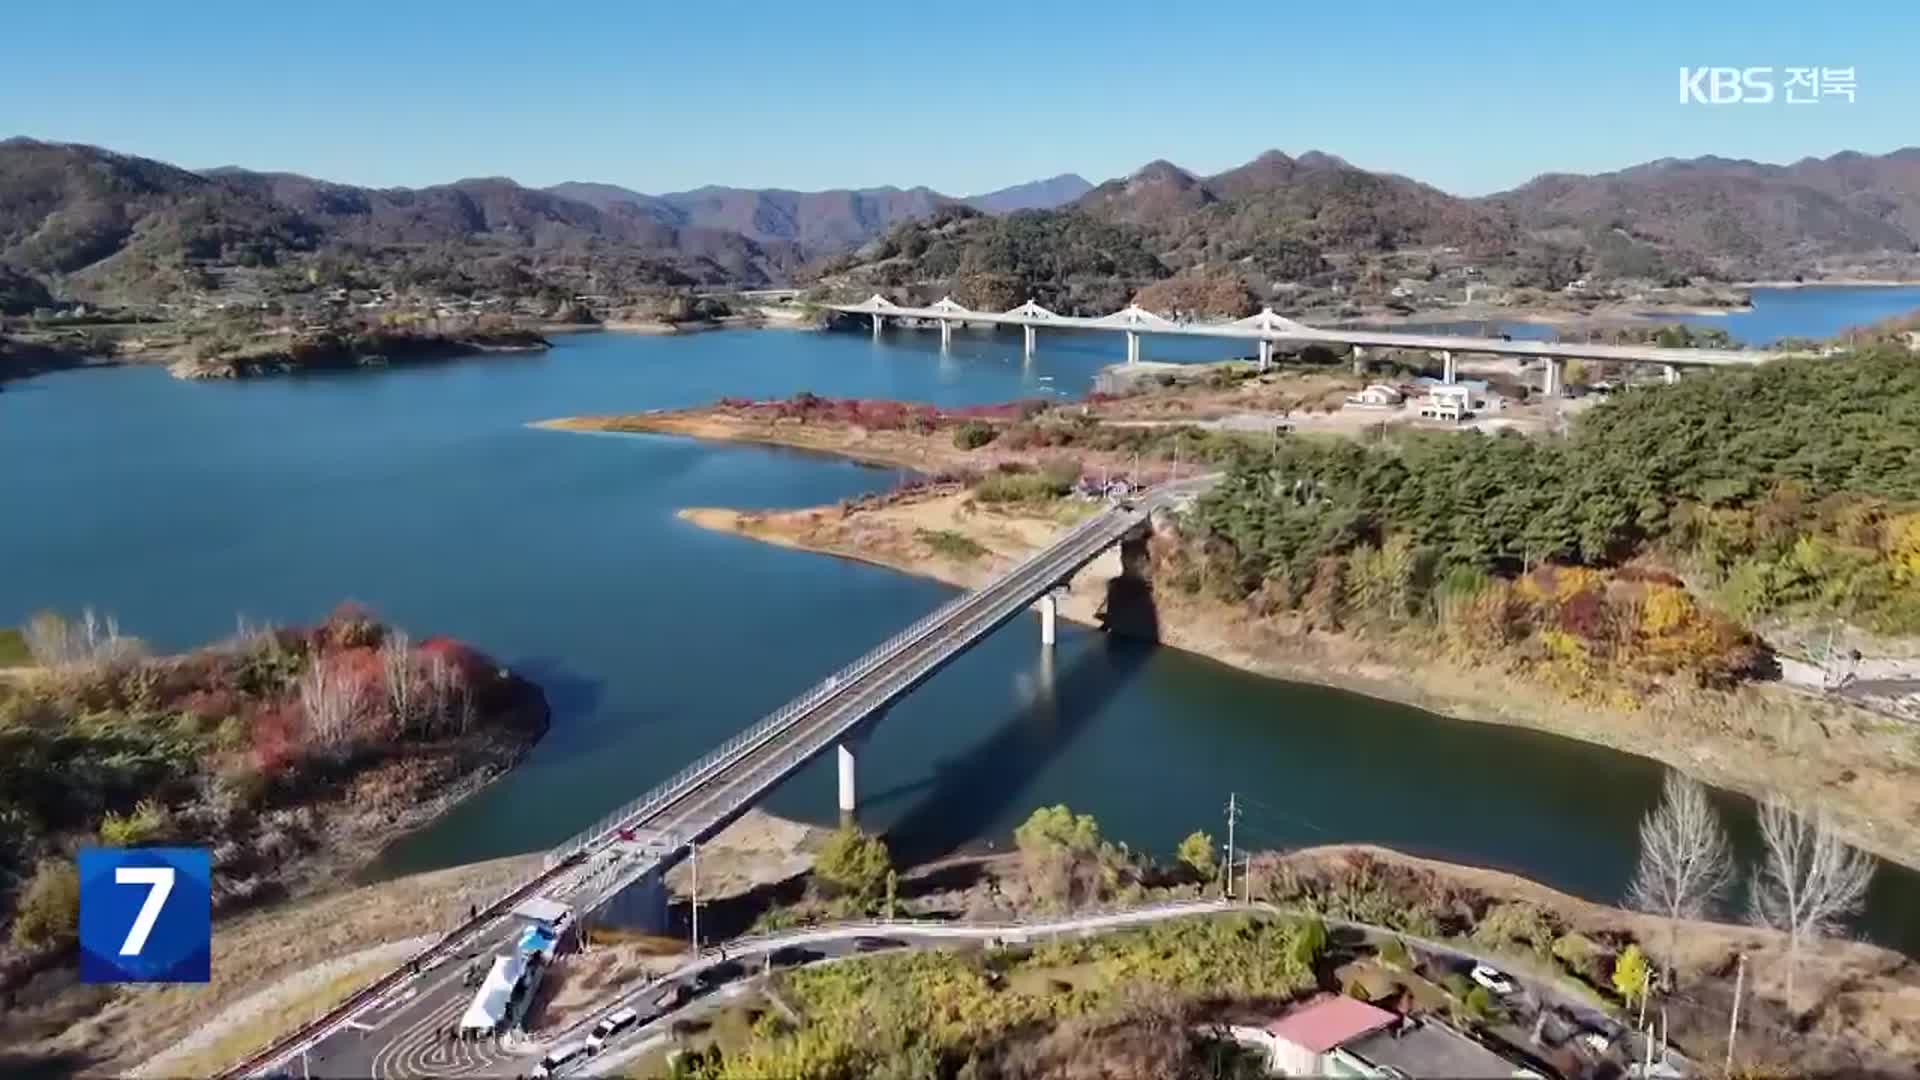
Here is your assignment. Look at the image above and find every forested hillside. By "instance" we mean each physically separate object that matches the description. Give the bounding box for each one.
[818,205,1172,313]
[1177,350,1920,693]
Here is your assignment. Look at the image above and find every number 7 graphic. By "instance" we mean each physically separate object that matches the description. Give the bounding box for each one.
[115,866,175,956]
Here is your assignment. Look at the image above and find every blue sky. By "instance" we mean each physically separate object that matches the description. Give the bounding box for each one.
[2,1,1915,196]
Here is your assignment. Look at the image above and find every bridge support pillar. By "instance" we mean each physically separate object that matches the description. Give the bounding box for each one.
[1662,364,1679,385]
[837,743,857,816]
[1440,350,1456,384]
[872,314,884,337]
[1023,324,1036,356]
[1126,331,1140,365]
[940,318,952,349]
[1351,345,1366,376]
[1544,359,1564,399]
[1257,339,1273,372]
[597,865,669,934]
[1037,591,1060,647]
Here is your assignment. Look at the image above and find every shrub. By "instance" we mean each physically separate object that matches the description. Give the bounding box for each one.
[1441,972,1474,999]
[1472,901,1557,957]
[1377,936,1411,969]
[915,529,988,562]
[0,627,29,666]
[1461,985,1495,1021]
[953,420,998,450]
[814,824,892,902]
[1176,830,1217,883]
[10,858,80,951]
[99,799,168,846]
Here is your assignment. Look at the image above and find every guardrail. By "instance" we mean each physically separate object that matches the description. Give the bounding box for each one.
[568,510,1150,910]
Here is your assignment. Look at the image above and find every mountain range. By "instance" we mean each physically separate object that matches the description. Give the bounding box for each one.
[4,134,1920,311]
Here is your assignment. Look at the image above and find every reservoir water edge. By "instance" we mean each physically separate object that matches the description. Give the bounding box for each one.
[3,287,1915,951]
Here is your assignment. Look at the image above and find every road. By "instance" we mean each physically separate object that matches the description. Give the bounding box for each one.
[555,901,1635,1078]
[276,894,1643,1078]
[235,479,1213,1078]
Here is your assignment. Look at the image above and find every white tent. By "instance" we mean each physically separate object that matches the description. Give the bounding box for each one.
[458,952,528,1034]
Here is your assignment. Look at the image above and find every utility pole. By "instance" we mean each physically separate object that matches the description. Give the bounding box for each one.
[1223,793,1240,900]
[689,841,700,957]
[1726,952,1746,1075]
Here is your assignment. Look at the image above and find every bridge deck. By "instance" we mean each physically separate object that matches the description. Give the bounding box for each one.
[564,485,1212,911]
[829,301,1778,367]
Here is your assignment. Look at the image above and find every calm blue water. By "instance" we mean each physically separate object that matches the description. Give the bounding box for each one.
[3,319,1915,950]
[1647,284,1920,345]
[1384,285,1920,346]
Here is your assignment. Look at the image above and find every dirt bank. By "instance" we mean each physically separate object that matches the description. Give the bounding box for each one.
[675,483,1920,874]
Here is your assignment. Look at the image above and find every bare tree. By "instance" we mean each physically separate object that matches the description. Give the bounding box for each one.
[24,607,143,668]
[299,659,363,751]
[380,629,414,733]
[1749,797,1876,1012]
[421,652,472,737]
[1627,770,1737,979]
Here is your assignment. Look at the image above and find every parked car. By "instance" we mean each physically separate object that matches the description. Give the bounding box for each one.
[586,1007,639,1054]
[1470,963,1516,995]
[768,946,825,969]
[853,936,906,953]
[532,1041,588,1077]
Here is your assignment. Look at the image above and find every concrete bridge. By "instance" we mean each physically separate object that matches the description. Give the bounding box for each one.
[548,473,1216,923]
[830,294,1787,395]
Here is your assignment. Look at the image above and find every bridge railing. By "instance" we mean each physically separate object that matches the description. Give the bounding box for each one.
[567,507,1151,906]
[544,507,1130,869]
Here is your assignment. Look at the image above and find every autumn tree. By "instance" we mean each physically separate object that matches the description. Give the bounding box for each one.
[1014,804,1108,908]
[1750,798,1876,1012]
[10,858,80,951]
[1612,944,1650,1011]
[1176,830,1218,885]
[814,824,892,903]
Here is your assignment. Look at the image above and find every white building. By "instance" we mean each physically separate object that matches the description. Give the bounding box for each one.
[1345,384,1405,409]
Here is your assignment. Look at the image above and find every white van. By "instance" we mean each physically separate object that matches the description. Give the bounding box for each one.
[586,1006,639,1053]
[532,1041,588,1077]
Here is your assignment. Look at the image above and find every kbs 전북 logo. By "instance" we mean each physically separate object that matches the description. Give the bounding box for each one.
[78,847,211,984]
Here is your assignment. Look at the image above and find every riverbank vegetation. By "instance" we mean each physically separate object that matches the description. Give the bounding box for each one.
[166,316,549,379]
[0,605,546,981]
[685,803,1915,1080]
[1181,350,1920,694]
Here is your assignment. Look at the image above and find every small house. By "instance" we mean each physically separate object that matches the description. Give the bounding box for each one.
[1345,384,1405,409]
[1419,383,1473,421]
[1254,995,1398,1075]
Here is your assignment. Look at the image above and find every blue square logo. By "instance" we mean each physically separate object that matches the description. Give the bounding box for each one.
[78,847,211,984]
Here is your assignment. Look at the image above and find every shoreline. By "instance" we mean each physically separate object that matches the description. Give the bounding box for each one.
[679,496,1920,872]
[533,409,1920,872]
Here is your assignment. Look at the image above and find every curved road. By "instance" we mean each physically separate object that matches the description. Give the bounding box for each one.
[234,480,1212,1079]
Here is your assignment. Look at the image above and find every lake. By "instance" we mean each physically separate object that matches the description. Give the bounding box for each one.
[1369,283,1920,346]
[4,310,1916,952]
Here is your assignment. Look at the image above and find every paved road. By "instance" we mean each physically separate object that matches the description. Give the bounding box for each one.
[560,901,1634,1078]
